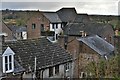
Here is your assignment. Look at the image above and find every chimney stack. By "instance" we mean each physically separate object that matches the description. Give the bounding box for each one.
[115,29,119,36]
[0,33,7,43]
[80,31,87,37]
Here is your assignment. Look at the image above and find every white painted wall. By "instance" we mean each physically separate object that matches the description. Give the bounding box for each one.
[49,23,63,42]
[22,62,73,79]
[50,23,62,33]
[22,31,27,39]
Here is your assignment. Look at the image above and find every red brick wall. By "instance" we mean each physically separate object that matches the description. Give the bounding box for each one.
[58,36,100,78]
[27,12,50,39]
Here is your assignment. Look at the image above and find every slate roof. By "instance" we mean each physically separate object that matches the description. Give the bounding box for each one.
[2,37,73,72]
[57,8,77,22]
[43,12,62,23]
[77,35,114,56]
[64,23,85,36]
[74,14,90,23]
[8,26,27,33]
[64,22,113,37]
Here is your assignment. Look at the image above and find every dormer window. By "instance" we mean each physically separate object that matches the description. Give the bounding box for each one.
[2,47,15,73]
[4,55,13,72]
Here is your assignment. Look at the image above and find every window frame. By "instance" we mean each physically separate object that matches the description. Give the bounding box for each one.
[55,65,59,75]
[32,23,36,29]
[52,23,55,29]
[3,55,14,73]
[49,67,53,77]
[41,24,44,31]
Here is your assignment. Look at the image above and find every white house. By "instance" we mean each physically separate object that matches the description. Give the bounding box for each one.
[43,12,63,42]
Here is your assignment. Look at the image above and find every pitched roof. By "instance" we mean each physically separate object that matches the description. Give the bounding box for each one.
[64,22,114,37]
[77,35,114,56]
[64,23,85,36]
[43,12,62,23]
[74,14,90,23]
[8,26,27,33]
[2,37,73,72]
[57,8,77,22]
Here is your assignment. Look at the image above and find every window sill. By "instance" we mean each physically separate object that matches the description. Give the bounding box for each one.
[4,69,14,73]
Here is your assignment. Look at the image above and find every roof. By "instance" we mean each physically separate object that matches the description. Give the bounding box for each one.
[64,22,114,36]
[2,37,73,72]
[64,23,85,36]
[77,35,114,56]
[8,26,27,33]
[74,14,90,23]
[57,8,77,22]
[43,12,62,23]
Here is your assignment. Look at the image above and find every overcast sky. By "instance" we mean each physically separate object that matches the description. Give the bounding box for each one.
[1,0,120,15]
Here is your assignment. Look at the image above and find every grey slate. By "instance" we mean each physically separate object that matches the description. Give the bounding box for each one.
[57,8,77,22]
[2,37,73,72]
[43,12,62,23]
[9,26,27,33]
[64,22,113,37]
[74,14,90,23]
[77,35,114,56]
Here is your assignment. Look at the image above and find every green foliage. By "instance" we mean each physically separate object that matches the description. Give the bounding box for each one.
[85,54,120,78]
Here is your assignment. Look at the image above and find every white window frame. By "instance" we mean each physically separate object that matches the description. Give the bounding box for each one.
[65,63,70,72]
[3,55,14,73]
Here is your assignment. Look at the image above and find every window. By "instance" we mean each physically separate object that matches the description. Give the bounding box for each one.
[55,65,59,74]
[4,55,13,73]
[52,24,55,29]
[32,23,36,29]
[65,63,70,71]
[56,24,58,29]
[49,67,53,77]
[41,24,44,31]
[56,34,58,40]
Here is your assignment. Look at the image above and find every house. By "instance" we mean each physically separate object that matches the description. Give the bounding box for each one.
[26,11,50,39]
[64,22,114,45]
[1,21,13,40]
[74,14,90,23]
[77,35,114,78]
[43,12,63,42]
[43,7,78,42]
[8,25,27,40]
[0,36,73,79]
[56,7,77,23]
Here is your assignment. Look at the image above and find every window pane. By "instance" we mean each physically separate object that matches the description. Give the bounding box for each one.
[32,24,36,29]
[9,63,12,70]
[56,34,58,40]
[52,24,54,29]
[9,55,12,62]
[5,63,8,71]
[49,67,53,77]
[55,65,59,74]
[56,24,58,29]
[41,24,44,31]
[9,55,12,70]
[5,56,8,63]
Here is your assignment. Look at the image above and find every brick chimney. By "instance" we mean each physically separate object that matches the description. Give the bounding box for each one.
[80,31,87,37]
[0,33,7,43]
[115,29,119,36]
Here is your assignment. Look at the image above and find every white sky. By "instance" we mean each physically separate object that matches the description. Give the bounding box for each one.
[1,0,120,15]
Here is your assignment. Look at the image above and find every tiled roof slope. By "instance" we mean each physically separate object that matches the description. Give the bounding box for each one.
[43,12,62,23]
[74,14,90,23]
[57,8,77,22]
[77,35,114,56]
[64,22,113,36]
[3,38,73,72]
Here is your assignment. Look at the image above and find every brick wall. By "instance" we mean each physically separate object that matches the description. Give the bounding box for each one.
[27,12,49,39]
